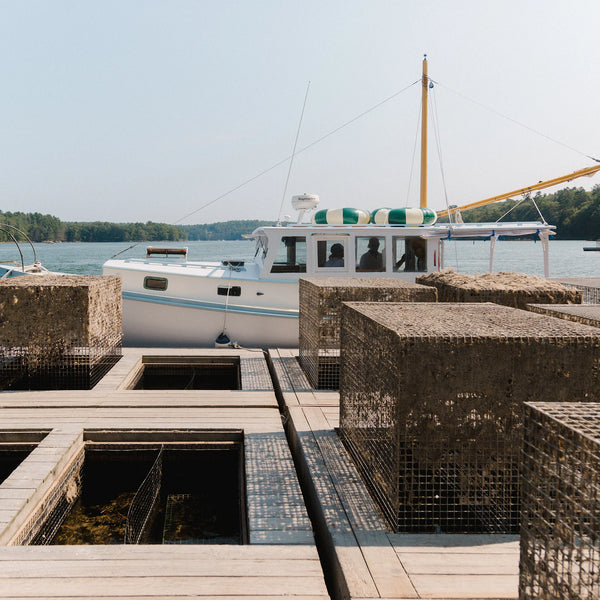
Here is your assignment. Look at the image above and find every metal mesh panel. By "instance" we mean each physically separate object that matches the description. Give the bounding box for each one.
[566,283,600,304]
[0,275,122,390]
[298,277,437,389]
[339,302,600,533]
[520,403,600,600]
[416,271,583,308]
[18,450,84,546]
[124,447,164,544]
[550,278,600,305]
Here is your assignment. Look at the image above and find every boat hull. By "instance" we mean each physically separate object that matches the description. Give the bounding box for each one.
[121,294,299,348]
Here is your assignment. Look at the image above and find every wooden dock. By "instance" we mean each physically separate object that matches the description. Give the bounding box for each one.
[270,348,519,600]
[0,347,520,599]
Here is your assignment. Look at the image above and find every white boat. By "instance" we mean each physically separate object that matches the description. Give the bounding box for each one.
[103,207,556,347]
[102,57,598,348]
[0,224,51,279]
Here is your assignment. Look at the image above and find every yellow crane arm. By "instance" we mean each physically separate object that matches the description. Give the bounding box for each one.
[437,164,600,218]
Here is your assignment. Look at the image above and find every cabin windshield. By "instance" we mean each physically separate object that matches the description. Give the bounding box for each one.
[270,236,306,273]
[393,236,427,272]
[255,236,267,260]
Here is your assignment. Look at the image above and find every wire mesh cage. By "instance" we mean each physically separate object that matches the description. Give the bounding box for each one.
[298,277,437,389]
[0,275,122,390]
[339,302,600,534]
[520,402,600,600]
[416,271,582,308]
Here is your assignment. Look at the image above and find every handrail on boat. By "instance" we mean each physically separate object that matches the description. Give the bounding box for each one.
[146,247,188,259]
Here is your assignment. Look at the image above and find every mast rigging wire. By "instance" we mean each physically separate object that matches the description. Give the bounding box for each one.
[277,81,311,226]
[405,98,421,207]
[432,79,600,163]
[174,80,420,225]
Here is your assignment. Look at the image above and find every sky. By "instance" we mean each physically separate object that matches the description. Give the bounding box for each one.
[1,0,599,225]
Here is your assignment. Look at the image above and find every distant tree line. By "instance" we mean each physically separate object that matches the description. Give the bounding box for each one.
[181,220,276,240]
[1,187,598,242]
[0,212,185,243]
[0,212,275,243]
[438,185,600,240]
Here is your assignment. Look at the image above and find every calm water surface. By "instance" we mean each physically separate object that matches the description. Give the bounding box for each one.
[0,239,597,278]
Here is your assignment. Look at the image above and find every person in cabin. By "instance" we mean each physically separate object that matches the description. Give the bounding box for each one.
[324,243,344,267]
[396,238,426,271]
[359,237,384,271]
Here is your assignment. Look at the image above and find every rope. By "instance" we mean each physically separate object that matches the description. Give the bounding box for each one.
[277,82,311,226]
[430,86,453,220]
[220,264,235,336]
[174,80,420,225]
[405,98,421,206]
[109,243,140,260]
[495,196,528,222]
[530,196,547,224]
[433,79,600,163]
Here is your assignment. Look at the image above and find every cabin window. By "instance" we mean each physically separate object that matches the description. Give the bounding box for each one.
[144,276,168,291]
[316,240,347,269]
[393,237,427,272]
[270,236,306,273]
[355,236,386,272]
[218,286,241,297]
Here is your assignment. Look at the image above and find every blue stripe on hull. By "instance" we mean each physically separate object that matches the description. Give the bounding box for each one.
[122,291,299,319]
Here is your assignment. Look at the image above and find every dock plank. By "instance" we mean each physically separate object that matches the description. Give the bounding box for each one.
[0,576,329,597]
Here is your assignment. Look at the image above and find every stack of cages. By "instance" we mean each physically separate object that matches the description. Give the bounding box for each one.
[298,277,437,389]
[0,275,122,391]
[520,402,600,600]
[416,271,583,309]
[339,302,600,534]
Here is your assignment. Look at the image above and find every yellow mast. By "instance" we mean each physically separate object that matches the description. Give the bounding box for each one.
[419,55,429,208]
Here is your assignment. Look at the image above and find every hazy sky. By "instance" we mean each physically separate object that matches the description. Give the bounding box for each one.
[1,1,599,224]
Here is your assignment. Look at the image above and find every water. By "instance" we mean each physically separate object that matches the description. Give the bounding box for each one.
[0,238,597,278]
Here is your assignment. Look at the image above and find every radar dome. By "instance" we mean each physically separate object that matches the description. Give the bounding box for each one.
[292,194,320,211]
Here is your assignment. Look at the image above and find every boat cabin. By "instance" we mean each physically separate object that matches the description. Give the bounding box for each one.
[253,225,439,281]
[252,220,555,281]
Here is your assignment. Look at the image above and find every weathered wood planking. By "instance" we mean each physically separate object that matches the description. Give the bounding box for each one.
[0,576,329,597]
[271,349,521,600]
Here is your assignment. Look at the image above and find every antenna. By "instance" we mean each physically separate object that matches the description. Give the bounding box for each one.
[277,81,311,226]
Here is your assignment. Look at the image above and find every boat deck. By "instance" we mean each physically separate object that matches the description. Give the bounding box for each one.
[0,347,519,599]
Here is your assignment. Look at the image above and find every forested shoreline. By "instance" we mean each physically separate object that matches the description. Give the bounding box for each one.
[440,185,600,239]
[1,185,598,242]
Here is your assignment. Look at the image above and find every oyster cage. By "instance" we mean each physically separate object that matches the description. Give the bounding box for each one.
[0,275,122,390]
[520,402,600,600]
[298,277,436,389]
[338,302,600,534]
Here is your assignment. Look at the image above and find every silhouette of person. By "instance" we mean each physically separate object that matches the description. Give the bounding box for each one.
[324,243,344,267]
[396,238,426,271]
[359,237,384,271]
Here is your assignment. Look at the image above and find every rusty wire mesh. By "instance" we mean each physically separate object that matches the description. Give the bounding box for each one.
[124,447,164,544]
[520,402,600,600]
[20,450,84,546]
[339,302,600,533]
[0,275,121,390]
[298,277,436,389]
